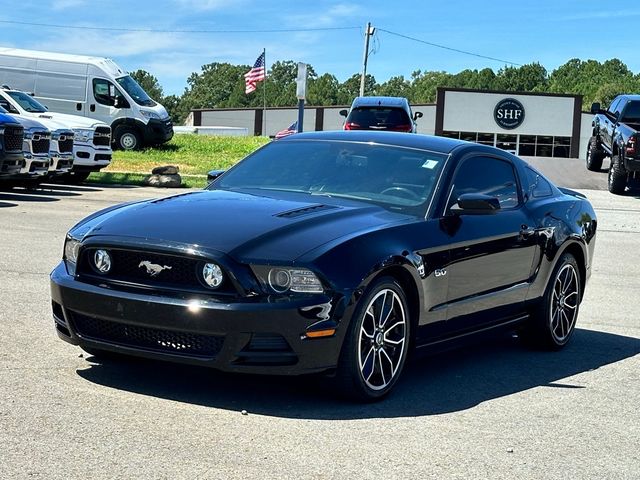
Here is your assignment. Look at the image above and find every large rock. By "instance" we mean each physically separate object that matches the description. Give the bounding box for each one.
[144,173,182,188]
[151,165,180,175]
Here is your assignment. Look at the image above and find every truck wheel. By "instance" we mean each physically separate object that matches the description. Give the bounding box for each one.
[115,127,141,150]
[608,154,627,194]
[586,137,605,171]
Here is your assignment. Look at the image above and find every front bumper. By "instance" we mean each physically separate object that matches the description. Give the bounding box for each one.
[19,154,50,177]
[72,143,112,172]
[624,156,640,172]
[49,153,74,175]
[141,118,174,145]
[0,152,24,175]
[50,262,349,375]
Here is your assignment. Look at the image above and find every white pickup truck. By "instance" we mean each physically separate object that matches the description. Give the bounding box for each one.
[0,87,112,182]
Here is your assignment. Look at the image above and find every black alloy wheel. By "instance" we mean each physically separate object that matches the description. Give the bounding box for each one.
[336,276,411,401]
[586,137,605,172]
[522,253,581,350]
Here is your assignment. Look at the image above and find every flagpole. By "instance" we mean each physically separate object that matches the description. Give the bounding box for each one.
[262,48,267,137]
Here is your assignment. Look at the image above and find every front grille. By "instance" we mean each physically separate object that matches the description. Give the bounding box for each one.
[3,126,23,152]
[57,133,74,154]
[31,133,51,154]
[78,248,233,294]
[70,311,224,358]
[93,126,111,146]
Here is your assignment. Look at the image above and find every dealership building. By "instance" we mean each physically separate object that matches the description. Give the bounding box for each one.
[188,87,593,158]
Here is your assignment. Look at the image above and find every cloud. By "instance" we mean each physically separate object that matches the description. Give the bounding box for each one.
[284,3,362,28]
[51,0,86,9]
[172,0,245,11]
[556,9,640,21]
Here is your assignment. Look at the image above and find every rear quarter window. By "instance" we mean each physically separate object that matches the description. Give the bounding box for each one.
[525,167,553,198]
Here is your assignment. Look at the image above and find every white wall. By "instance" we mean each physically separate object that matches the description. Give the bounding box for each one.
[579,112,594,159]
[201,110,255,130]
[443,91,575,136]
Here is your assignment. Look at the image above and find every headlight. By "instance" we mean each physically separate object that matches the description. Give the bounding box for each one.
[63,235,81,275]
[73,128,94,142]
[202,262,223,288]
[140,109,161,120]
[251,266,324,294]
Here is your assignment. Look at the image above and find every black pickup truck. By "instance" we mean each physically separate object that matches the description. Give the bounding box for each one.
[588,95,640,193]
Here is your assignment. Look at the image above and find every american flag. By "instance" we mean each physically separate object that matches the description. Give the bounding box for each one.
[274,121,298,140]
[244,52,266,94]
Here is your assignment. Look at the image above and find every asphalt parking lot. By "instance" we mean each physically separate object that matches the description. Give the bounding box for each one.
[0,168,638,479]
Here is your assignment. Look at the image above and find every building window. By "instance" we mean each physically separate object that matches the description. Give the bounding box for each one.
[553,137,571,157]
[497,134,517,153]
[441,131,460,139]
[460,132,477,142]
[477,133,495,146]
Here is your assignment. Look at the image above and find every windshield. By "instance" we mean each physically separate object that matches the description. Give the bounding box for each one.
[116,75,156,107]
[7,91,47,113]
[213,139,447,215]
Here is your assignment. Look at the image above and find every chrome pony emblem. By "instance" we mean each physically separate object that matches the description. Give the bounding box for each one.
[138,260,172,277]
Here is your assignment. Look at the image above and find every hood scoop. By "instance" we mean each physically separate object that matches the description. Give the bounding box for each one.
[275,203,338,219]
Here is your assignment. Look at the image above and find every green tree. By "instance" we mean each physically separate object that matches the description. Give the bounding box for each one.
[377,75,413,100]
[494,63,548,92]
[307,73,342,106]
[340,73,378,102]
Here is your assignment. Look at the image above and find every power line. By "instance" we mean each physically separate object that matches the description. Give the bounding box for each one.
[377,27,522,66]
[0,19,360,34]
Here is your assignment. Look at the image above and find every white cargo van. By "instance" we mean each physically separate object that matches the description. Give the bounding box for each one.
[0,47,173,150]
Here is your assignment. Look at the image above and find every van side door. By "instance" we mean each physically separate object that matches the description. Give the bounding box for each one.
[89,78,130,126]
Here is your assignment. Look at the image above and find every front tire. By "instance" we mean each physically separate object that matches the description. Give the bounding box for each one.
[521,253,581,350]
[335,277,411,401]
[586,136,605,172]
[608,154,627,194]
[115,126,142,150]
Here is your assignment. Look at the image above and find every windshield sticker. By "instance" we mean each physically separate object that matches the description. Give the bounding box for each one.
[422,160,438,169]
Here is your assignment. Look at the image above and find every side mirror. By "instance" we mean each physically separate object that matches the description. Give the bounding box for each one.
[207,169,225,182]
[450,193,500,215]
[413,111,423,120]
[590,102,601,114]
[339,109,348,117]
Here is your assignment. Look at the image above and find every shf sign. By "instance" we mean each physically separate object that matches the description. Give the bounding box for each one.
[494,98,525,130]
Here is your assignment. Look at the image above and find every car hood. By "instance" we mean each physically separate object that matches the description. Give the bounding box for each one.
[7,114,48,131]
[30,111,108,130]
[78,189,413,262]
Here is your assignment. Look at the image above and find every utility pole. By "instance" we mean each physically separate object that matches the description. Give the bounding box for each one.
[359,22,375,97]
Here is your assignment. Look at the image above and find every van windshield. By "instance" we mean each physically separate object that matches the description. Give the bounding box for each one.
[116,75,156,107]
[7,91,47,113]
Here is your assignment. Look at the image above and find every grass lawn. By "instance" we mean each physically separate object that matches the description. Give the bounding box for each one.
[88,134,269,188]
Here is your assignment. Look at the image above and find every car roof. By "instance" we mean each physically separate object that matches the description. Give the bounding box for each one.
[350,96,409,108]
[279,130,468,154]
[617,94,640,102]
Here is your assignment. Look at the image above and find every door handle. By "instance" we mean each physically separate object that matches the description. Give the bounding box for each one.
[90,104,96,112]
[76,103,82,111]
[520,225,536,239]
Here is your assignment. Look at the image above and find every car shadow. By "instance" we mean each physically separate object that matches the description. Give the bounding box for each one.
[76,328,640,419]
[0,201,17,208]
[0,191,60,203]
[41,183,103,193]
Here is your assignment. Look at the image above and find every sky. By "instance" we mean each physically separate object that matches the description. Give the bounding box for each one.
[0,0,639,97]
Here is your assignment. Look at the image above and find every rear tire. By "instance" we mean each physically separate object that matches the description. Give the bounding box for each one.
[586,136,605,172]
[521,253,581,350]
[608,154,627,194]
[335,276,411,401]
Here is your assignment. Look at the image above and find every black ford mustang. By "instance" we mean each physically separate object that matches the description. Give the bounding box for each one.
[50,131,597,400]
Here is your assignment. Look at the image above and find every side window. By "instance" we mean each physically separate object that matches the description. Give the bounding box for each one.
[448,156,519,210]
[525,167,553,198]
[608,98,619,115]
[611,98,625,118]
[0,98,19,114]
[92,78,124,106]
